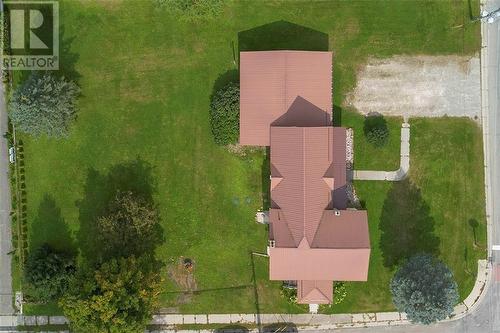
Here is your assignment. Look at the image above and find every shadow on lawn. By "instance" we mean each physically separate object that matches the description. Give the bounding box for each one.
[76,158,163,265]
[238,20,329,56]
[213,69,239,93]
[14,25,81,84]
[379,179,440,268]
[29,194,76,254]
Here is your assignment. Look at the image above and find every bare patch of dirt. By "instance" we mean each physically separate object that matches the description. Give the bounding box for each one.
[167,257,198,292]
[347,55,481,121]
[226,144,265,157]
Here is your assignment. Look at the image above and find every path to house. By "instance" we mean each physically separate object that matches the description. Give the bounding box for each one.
[0,79,14,315]
[352,121,410,181]
[0,260,489,332]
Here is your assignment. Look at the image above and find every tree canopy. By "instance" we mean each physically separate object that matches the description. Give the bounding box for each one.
[24,244,75,303]
[96,191,162,260]
[9,72,80,138]
[60,189,163,332]
[390,254,459,324]
[209,82,240,145]
[60,256,162,333]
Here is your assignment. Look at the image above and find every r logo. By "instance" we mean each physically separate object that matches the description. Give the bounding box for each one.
[1,1,59,70]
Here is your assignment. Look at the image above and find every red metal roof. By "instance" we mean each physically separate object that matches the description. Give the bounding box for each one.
[269,247,370,281]
[239,50,370,303]
[240,51,332,146]
[297,280,333,304]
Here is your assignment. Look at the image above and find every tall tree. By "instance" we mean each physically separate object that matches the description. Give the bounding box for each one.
[9,72,80,137]
[97,191,161,260]
[390,254,459,324]
[24,244,75,303]
[60,256,163,333]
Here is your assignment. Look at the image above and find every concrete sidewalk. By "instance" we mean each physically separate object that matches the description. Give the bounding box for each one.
[353,122,410,181]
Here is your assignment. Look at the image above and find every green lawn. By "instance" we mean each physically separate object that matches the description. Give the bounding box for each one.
[14,0,485,314]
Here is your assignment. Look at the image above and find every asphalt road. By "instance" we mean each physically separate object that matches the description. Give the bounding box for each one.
[0,81,13,314]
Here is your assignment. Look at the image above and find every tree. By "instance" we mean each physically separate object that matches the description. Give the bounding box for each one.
[363,114,389,147]
[60,256,163,333]
[209,82,239,145]
[24,244,75,303]
[9,72,80,137]
[390,254,459,324]
[96,191,161,260]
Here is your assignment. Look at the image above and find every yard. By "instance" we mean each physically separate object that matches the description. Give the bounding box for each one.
[14,0,485,315]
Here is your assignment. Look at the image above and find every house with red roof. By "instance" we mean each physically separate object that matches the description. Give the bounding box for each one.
[239,51,371,306]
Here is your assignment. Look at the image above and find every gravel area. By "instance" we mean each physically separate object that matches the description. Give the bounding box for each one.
[347,55,481,120]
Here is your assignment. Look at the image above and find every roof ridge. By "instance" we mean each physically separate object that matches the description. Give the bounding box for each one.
[303,127,306,239]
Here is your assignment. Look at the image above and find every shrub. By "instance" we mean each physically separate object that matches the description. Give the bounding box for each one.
[24,244,76,303]
[9,72,80,138]
[390,254,459,324]
[363,115,389,147]
[280,283,297,304]
[333,282,347,305]
[155,0,225,20]
[209,82,240,145]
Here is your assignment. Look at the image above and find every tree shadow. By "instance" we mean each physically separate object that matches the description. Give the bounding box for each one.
[238,20,329,55]
[12,26,81,84]
[468,218,479,246]
[214,325,249,333]
[263,323,297,333]
[212,69,239,94]
[379,179,440,268]
[29,194,76,255]
[363,113,388,136]
[467,0,477,21]
[249,253,261,330]
[76,158,162,264]
[56,25,81,83]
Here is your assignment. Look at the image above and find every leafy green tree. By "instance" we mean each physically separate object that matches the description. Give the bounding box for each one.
[390,254,459,324]
[60,256,163,333]
[363,114,389,147]
[97,191,161,260]
[209,82,240,145]
[24,244,75,303]
[9,72,80,138]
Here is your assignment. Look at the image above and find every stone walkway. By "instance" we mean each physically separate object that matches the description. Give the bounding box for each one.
[352,122,410,181]
[0,260,489,333]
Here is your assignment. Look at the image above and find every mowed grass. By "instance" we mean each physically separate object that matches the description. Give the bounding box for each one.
[16,0,484,314]
[324,118,486,313]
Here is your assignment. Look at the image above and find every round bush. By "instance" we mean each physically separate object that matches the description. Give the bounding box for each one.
[364,115,389,147]
[210,83,240,145]
[390,254,459,325]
